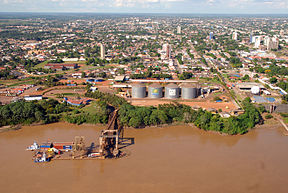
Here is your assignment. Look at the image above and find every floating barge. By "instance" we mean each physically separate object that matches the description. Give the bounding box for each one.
[27,110,127,162]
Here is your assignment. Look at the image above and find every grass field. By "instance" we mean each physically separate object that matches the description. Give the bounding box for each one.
[81,100,101,114]
[34,60,87,69]
[33,61,49,69]
[0,79,36,87]
[283,117,288,124]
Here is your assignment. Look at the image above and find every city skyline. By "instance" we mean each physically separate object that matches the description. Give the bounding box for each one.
[0,0,288,14]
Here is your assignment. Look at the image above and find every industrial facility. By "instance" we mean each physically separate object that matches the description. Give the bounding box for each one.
[130,83,200,99]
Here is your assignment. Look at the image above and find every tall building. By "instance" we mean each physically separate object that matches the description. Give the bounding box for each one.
[209,32,214,40]
[266,37,272,50]
[264,36,270,46]
[269,37,279,50]
[263,36,279,51]
[280,29,285,37]
[162,44,171,59]
[250,32,253,43]
[232,31,238,41]
[254,36,262,48]
[177,26,181,34]
[100,43,105,59]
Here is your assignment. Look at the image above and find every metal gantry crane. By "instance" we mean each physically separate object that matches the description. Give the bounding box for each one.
[99,109,122,158]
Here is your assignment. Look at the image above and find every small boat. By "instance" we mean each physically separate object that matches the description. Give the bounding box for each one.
[88,152,101,158]
[26,142,39,151]
[34,152,50,163]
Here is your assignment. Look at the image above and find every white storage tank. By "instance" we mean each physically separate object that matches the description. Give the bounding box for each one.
[165,83,180,99]
[148,83,163,98]
[132,83,146,98]
[181,83,198,99]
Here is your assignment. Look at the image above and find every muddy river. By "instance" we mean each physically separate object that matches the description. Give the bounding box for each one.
[0,122,288,193]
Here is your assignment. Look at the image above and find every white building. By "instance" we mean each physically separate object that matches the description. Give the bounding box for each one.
[24,95,43,101]
[177,26,181,34]
[232,31,238,41]
[162,44,171,59]
[280,29,285,37]
[254,36,263,48]
[100,43,105,59]
[72,73,82,78]
[266,37,279,51]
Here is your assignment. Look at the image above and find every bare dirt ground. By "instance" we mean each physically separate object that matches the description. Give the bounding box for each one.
[0,96,14,104]
[27,85,87,96]
[44,89,86,97]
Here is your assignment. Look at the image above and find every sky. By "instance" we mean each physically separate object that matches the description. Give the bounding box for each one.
[0,0,288,14]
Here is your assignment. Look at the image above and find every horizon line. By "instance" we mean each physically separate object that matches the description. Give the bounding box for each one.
[0,12,288,15]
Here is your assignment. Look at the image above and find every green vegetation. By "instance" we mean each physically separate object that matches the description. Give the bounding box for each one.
[176,54,183,65]
[282,95,288,104]
[213,96,221,101]
[129,67,172,79]
[85,91,127,108]
[280,113,288,124]
[0,99,72,127]
[269,77,278,84]
[64,100,110,125]
[117,97,262,135]
[229,57,242,68]
[0,58,40,73]
[3,79,36,88]
[265,114,273,119]
[277,81,288,92]
[0,30,49,40]
[178,72,194,80]
[254,64,288,77]
[280,113,288,118]
[33,60,49,69]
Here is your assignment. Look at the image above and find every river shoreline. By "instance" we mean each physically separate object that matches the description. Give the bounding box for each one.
[0,117,284,136]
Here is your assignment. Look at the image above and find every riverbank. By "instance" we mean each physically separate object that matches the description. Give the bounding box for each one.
[0,124,21,133]
[0,118,277,135]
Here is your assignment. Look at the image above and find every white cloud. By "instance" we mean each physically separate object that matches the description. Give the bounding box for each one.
[0,0,287,12]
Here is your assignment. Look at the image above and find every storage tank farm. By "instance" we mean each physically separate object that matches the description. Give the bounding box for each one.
[181,83,199,99]
[165,83,180,99]
[148,83,163,98]
[132,83,146,98]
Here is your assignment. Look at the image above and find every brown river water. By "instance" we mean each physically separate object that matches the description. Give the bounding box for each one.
[0,122,288,193]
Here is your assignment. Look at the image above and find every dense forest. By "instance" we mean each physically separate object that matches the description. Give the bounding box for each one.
[117,98,262,135]
[0,99,71,126]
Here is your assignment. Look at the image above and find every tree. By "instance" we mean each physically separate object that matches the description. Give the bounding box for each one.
[242,74,250,81]
[269,77,278,84]
[282,95,288,104]
[118,68,125,75]
[81,72,86,78]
